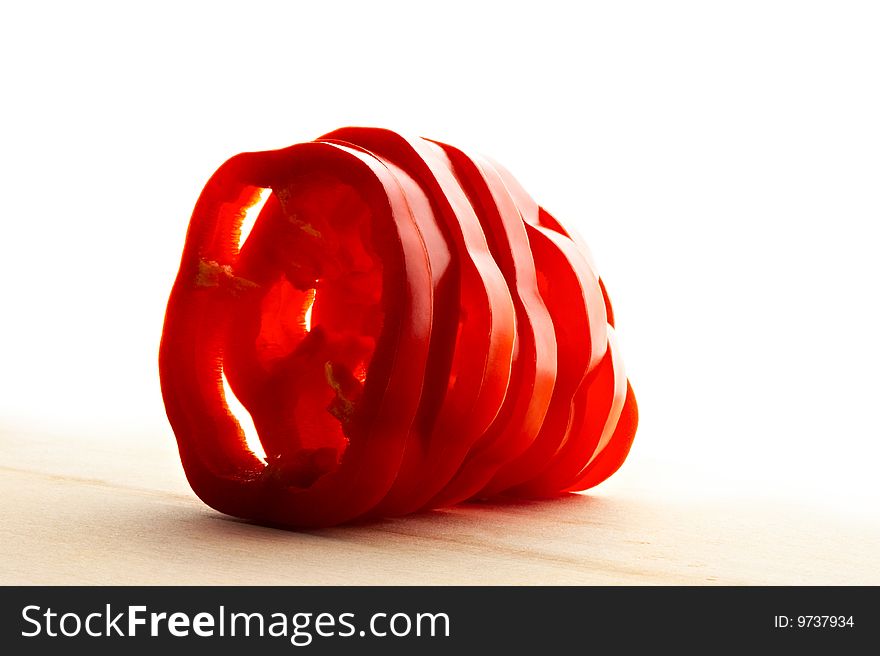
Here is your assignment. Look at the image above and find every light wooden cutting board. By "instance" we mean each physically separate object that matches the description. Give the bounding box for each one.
[1,428,877,585]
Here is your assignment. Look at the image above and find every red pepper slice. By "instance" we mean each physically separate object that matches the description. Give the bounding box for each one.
[160,141,433,526]
[160,127,637,527]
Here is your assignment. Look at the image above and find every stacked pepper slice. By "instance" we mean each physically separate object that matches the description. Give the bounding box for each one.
[159,128,638,527]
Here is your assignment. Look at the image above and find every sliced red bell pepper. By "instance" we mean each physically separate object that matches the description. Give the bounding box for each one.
[160,127,637,527]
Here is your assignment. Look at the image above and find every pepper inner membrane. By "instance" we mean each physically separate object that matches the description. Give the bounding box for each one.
[228,176,384,488]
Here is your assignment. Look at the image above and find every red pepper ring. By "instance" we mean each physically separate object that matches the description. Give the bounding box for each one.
[159,141,433,527]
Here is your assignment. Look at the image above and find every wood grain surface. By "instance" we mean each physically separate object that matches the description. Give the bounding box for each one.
[1,429,877,585]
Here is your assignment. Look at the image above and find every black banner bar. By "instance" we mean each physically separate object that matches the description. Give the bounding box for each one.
[1,586,874,653]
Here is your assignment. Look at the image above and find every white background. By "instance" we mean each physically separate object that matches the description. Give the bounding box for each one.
[1,1,878,514]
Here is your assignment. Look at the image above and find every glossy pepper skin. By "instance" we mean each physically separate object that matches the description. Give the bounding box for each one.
[159,127,638,528]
